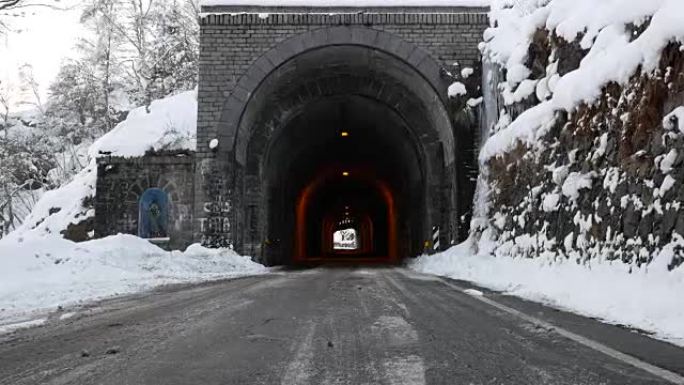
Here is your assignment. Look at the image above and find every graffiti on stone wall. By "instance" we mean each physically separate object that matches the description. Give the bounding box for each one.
[139,188,170,239]
[117,212,138,234]
[200,194,233,248]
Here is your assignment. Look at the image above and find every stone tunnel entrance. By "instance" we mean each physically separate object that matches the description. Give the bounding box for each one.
[237,42,458,266]
[95,7,489,258]
[195,7,490,266]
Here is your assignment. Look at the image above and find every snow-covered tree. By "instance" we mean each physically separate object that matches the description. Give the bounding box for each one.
[0,79,11,139]
[0,124,56,237]
[47,61,103,137]
[79,0,122,131]
[80,0,198,109]
[144,0,199,102]
[0,0,200,238]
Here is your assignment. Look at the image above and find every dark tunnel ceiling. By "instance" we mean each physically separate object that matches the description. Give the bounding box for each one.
[264,96,424,203]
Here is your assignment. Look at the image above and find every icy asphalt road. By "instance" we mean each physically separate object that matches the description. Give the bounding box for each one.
[2,267,684,385]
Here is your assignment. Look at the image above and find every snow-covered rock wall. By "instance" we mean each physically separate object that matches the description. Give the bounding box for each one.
[475,0,684,270]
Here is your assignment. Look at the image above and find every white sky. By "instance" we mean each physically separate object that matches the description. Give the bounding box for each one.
[0,0,490,112]
[0,0,84,111]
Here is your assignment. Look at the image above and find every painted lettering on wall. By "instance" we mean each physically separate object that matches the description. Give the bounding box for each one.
[202,198,231,214]
[200,194,233,248]
[199,217,231,233]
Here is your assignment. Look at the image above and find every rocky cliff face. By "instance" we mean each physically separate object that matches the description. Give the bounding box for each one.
[474,5,684,270]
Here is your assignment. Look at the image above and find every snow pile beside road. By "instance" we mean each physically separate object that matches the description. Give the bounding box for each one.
[8,161,97,240]
[0,234,267,324]
[410,239,684,347]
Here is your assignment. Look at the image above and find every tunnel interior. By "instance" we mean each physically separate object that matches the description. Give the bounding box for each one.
[239,44,457,266]
[265,96,425,264]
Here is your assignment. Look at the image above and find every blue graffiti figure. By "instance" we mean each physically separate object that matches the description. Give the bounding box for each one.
[139,188,169,239]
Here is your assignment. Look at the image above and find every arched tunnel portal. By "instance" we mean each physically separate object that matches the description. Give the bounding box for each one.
[217,29,470,266]
[95,11,489,257]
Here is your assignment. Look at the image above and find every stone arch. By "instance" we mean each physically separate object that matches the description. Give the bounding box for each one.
[216,26,455,166]
[211,26,467,264]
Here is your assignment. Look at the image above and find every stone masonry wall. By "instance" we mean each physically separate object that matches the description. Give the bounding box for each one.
[197,11,488,156]
[480,34,684,269]
[95,153,195,250]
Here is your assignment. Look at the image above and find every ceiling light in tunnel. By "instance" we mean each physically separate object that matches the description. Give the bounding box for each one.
[342,171,350,177]
[340,131,349,137]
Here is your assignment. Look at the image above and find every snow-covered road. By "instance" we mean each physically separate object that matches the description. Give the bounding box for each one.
[410,240,684,348]
[1,267,683,385]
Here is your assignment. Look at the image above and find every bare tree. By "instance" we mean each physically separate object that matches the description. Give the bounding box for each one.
[84,0,118,130]
[0,79,11,139]
[0,0,21,11]
[18,64,44,114]
[1,0,65,11]
[1,0,69,33]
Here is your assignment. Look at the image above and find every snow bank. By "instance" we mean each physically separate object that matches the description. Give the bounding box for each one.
[0,90,262,327]
[89,90,197,158]
[7,161,97,240]
[411,239,684,347]
[480,0,684,161]
[202,0,490,7]
[0,234,267,324]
